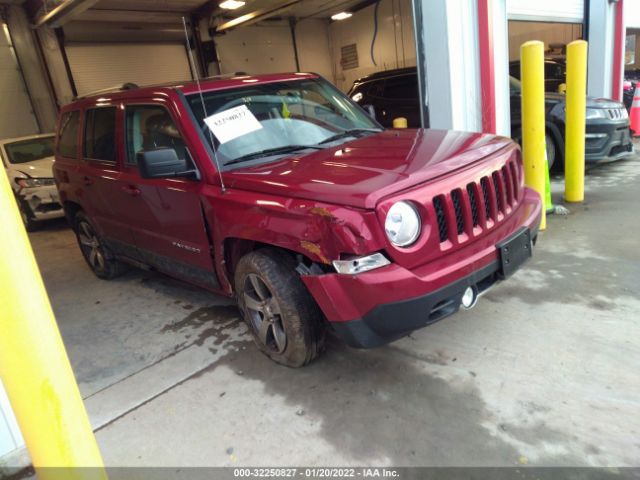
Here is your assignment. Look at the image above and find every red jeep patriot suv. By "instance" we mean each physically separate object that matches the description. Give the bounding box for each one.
[54,73,542,367]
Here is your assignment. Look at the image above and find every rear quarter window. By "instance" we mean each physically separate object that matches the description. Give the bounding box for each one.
[57,110,80,159]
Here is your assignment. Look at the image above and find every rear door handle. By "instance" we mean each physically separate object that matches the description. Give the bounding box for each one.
[121,185,141,197]
[82,176,94,186]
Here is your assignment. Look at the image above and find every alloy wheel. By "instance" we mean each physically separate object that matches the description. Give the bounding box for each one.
[77,220,105,272]
[243,273,287,353]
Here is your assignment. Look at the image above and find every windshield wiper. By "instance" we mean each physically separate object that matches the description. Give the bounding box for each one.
[319,128,382,145]
[224,144,326,166]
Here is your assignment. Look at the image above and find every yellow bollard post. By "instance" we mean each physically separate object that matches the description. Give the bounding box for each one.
[0,168,107,479]
[393,117,408,128]
[520,40,547,230]
[565,40,588,202]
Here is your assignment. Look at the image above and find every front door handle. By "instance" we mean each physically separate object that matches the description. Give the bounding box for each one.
[121,185,141,197]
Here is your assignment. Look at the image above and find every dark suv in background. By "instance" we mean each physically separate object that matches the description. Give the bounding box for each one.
[348,67,634,168]
[509,59,566,93]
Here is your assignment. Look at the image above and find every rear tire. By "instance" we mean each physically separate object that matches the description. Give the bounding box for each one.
[74,211,127,279]
[234,248,325,367]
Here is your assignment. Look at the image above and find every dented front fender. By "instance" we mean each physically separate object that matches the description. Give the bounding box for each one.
[202,185,387,268]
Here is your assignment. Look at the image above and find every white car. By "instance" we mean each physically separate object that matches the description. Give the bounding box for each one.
[0,133,64,230]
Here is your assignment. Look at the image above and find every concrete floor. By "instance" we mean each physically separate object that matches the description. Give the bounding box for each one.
[20,149,640,468]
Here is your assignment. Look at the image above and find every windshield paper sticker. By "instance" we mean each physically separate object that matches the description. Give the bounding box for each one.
[204,105,262,144]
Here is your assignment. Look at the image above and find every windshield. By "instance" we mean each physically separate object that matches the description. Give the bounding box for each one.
[509,76,522,95]
[5,137,55,164]
[186,78,382,168]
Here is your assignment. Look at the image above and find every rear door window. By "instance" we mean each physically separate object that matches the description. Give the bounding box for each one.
[383,75,418,100]
[57,111,80,158]
[84,107,117,162]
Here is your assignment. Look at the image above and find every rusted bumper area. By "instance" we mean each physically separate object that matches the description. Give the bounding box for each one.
[302,188,542,348]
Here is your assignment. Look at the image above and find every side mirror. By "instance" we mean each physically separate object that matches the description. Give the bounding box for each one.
[362,104,376,120]
[136,148,198,179]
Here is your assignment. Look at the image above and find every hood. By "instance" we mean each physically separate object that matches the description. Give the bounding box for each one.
[586,97,625,109]
[545,92,566,103]
[222,129,515,209]
[6,156,55,178]
[544,92,624,109]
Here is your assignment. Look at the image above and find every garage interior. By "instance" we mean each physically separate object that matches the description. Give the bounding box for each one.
[1,0,640,475]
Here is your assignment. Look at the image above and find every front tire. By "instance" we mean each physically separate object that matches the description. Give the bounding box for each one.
[511,128,557,170]
[16,197,39,232]
[545,131,557,169]
[235,249,325,367]
[74,211,127,279]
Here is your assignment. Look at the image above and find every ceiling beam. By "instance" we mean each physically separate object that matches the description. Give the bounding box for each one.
[33,0,100,28]
[215,0,303,33]
[73,8,184,24]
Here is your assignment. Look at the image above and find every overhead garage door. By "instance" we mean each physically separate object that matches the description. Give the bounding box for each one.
[628,1,640,29]
[507,0,584,23]
[65,43,192,96]
[0,23,39,138]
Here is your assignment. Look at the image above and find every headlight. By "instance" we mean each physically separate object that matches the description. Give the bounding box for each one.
[15,177,55,188]
[351,92,363,102]
[585,108,606,119]
[385,201,421,247]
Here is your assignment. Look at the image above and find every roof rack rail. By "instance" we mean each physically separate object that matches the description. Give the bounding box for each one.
[71,73,251,101]
[73,83,139,100]
[202,72,249,80]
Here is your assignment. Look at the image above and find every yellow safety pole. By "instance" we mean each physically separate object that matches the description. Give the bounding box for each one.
[393,117,408,128]
[0,168,107,480]
[565,40,588,202]
[520,40,547,230]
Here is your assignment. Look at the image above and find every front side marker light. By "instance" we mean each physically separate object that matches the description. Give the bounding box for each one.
[333,253,390,275]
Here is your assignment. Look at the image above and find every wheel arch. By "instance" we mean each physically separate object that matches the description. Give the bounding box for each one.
[221,237,325,291]
[545,121,564,163]
[63,200,83,227]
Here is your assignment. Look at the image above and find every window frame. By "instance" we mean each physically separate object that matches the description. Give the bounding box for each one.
[122,102,197,175]
[83,106,119,164]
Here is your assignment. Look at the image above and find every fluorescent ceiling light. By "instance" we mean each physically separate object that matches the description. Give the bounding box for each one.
[220,0,245,10]
[331,12,352,21]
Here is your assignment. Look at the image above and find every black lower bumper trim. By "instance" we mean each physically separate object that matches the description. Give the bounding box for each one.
[331,228,539,349]
[331,262,500,348]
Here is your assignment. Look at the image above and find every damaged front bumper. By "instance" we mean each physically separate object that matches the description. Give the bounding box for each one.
[17,185,64,221]
[301,188,542,348]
